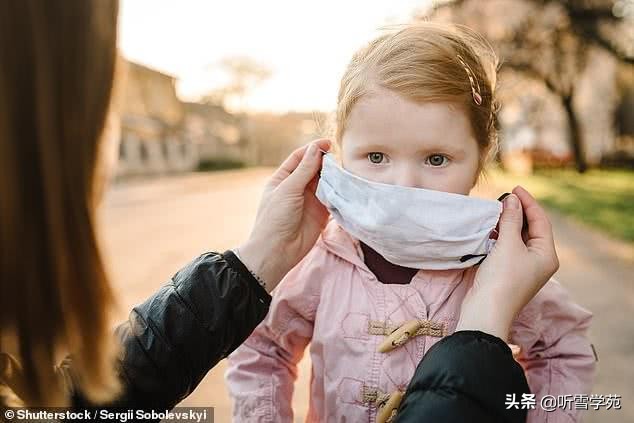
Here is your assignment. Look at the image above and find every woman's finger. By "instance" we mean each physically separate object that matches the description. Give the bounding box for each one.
[279,142,324,193]
[306,174,320,195]
[495,194,525,245]
[512,186,552,242]
[269,139,331,188]
[269,144,310,187]
[513,186,558,265]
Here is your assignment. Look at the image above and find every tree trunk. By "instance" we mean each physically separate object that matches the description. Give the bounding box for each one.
[562,95,587,173]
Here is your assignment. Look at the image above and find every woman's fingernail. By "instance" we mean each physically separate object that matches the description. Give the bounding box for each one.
[504,194,520,210]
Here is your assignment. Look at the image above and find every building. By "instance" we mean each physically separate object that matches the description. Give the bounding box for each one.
[183,102,250,165]
[116,60,198,177]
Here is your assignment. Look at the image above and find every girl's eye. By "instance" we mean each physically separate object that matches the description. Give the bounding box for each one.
[426,154,448,167]
[368,152,385,164]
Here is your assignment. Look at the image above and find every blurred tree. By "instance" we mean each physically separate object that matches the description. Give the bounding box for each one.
[202,56,272,111]
[425,0,634,172]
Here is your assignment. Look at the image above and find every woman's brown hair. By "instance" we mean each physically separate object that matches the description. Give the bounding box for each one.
[0,0,121,405]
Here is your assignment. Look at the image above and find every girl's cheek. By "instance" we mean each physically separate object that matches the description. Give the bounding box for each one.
[423,170,473,195]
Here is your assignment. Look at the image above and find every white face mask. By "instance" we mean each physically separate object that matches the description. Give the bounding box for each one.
[316,153,503,270]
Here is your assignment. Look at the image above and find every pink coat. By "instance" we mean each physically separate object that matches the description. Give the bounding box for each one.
[226,220,596,422]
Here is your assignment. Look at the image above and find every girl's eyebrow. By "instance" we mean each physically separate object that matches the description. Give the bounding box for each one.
[356,142,466,156]
[355,143,392,151]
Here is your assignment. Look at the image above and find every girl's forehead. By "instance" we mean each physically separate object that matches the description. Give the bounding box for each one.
[343,90,477,152]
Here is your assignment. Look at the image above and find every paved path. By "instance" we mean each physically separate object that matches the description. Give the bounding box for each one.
[101,169,633,422]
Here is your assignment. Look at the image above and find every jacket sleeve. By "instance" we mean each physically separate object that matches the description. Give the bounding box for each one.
[394,330,530,423]
[225,245,323,422]
[510,278,596,423]
[105,250,272,409]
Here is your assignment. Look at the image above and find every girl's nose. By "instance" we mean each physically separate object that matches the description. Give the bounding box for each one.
[393,165,421,188]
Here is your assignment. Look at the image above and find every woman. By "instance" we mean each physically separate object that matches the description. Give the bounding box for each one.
[0,0,331,406]
[0,1,558,421]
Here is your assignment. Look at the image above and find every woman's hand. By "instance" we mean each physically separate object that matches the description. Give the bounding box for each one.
[237,139,332,292]
[456,186,560,341]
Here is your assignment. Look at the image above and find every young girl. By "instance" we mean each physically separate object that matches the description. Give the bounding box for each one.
[226,22,595,422]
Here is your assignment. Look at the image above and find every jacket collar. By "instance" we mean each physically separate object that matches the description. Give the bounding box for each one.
[318,219,366,268]
[317,219,469,284]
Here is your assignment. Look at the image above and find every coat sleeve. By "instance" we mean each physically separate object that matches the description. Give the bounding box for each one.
[510,278,596,423]
[99,250,271,410]
[224,245,324,422]
[394,330,530,423]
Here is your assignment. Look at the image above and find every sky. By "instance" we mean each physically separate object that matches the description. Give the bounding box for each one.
[118,0,431,113]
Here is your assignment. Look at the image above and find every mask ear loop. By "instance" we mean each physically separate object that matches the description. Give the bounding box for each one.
[459,193,523,265]
[459,253,487,265]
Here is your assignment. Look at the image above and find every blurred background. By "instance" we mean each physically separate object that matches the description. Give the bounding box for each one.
[101,0,633,421]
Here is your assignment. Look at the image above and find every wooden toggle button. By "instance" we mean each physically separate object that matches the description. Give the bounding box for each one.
[376,390,404,423]
[377,319,422,353]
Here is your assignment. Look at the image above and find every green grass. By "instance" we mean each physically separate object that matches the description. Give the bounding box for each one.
[490,168,634,243]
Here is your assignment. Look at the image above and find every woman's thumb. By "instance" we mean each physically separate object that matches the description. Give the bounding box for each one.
[497,194,524,243]
[281,143,321,193]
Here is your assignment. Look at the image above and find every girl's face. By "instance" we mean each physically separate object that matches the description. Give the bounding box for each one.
[341,85,481,195]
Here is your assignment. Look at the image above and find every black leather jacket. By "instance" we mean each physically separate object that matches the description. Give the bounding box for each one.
[72,250,270,410]
[395,330,530,423]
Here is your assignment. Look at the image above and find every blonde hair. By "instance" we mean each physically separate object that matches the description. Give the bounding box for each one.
[335,21,500,174]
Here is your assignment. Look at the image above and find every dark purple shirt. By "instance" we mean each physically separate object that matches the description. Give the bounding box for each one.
[360,242,418,285]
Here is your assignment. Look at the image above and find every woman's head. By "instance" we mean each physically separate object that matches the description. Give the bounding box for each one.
[335,22,499,194]
[0,0,120,405]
